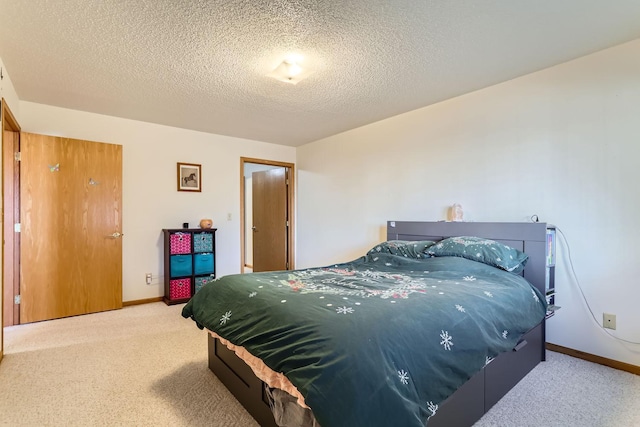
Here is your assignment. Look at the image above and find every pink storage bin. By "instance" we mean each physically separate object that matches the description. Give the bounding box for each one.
[169,278,191,299]
[170,232,191,254]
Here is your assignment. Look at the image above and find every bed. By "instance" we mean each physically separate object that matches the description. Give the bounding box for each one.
[182,221,549,427]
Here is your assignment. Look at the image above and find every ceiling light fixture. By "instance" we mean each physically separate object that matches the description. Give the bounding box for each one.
[268,59,311,85]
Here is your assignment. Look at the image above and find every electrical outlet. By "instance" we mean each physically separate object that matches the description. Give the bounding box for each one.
[603,313,616,330]
[227,213,232,221]
[145,273,152,285]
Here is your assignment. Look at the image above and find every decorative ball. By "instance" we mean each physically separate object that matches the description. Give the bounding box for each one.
[199,219,213,229]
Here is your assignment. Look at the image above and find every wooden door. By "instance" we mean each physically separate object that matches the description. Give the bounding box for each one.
[252,168,288,272]
[20,133,122,323]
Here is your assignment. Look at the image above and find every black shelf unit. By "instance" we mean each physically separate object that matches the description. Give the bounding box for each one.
[162,228,217,305]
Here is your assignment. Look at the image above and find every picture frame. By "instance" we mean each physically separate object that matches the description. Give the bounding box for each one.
[177,162,202,192]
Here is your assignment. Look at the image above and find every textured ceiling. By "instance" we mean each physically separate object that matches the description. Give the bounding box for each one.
[1,1,640,147]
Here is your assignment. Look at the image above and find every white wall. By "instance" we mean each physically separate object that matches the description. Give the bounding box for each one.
[0,56,20,120]
[19,102,296,302]
[296,39,640,366]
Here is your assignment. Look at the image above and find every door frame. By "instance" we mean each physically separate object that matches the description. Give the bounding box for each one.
[240,157,295,273]
[1,98,21,361]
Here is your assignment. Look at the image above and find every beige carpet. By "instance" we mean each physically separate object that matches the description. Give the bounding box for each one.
[3,302,640,427]
[0,303,258,427]
[476,350,640,426]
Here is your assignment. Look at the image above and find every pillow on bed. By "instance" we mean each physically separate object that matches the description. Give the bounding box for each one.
[426,236,528,272]
[367,240,435,259]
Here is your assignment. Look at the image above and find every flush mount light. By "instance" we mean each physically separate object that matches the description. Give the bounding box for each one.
[268,59,312,85]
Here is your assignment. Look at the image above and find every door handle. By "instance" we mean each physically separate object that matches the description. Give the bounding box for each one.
[109,232,124,239]
[252,226,257,232]
[513,340,528,352]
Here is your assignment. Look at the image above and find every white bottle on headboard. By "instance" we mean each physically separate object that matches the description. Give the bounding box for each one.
[448,203,464,222]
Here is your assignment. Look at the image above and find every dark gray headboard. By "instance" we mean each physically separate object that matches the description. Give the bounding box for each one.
[386,221,548,296]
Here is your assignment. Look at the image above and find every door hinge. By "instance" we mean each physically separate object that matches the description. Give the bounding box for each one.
[286,220,289,227]
[14,152,21,162]
[14,223,21,233]
[14,295,21,304]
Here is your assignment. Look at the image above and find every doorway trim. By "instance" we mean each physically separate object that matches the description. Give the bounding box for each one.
[1,98,21,361]
[240,157,295,273]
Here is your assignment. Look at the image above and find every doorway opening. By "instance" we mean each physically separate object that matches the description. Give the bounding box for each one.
[240,157,295,273]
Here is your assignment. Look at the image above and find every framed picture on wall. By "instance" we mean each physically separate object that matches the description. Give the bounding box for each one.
[177,162,202,192]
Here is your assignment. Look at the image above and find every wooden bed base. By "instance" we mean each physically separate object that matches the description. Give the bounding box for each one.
[207,221,549,427]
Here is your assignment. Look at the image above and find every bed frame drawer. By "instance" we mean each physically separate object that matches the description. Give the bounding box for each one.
[484,323,543,410]
[208,336,278,427]
[428,369,484,427]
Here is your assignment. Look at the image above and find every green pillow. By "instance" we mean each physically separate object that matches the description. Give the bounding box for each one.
[367,240,435,259]
[427,236,528,272]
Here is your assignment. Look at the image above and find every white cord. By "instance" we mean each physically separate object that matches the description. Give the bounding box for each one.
[555,226,640,346]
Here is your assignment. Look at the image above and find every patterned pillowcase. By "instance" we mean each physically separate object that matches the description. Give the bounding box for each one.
[367,240,436,259]
[426,236,528,272]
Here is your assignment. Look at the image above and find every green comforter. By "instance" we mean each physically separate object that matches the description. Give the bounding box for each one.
[183,254,546,427]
